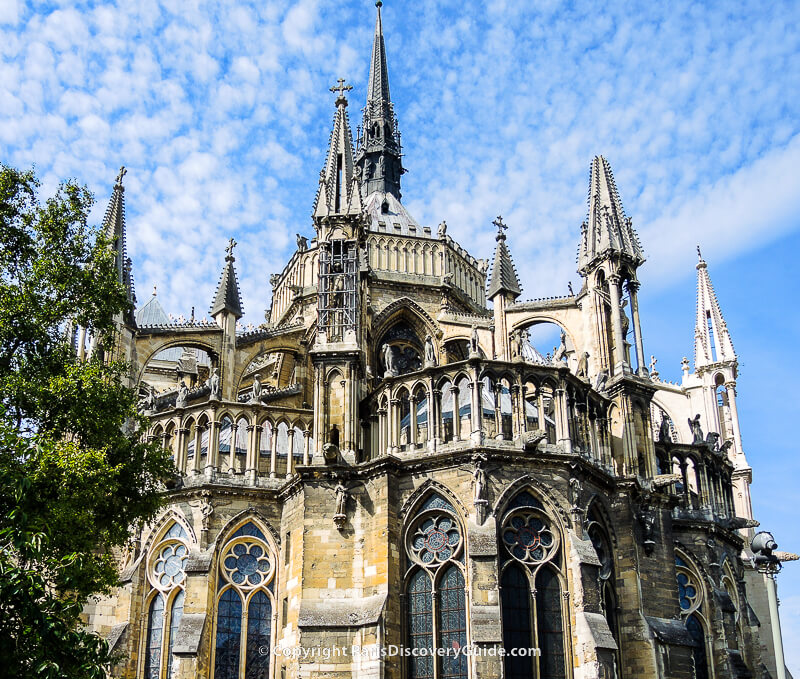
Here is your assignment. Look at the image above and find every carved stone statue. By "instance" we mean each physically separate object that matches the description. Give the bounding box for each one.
[424,334,437,368]
[594,369,609,392]
[269,273,280,288]
[383,343,397,378]
[576,351,589,379]
[569,476,583,510]
[176,381,188,408]
[437,220,447,238]
[334,483,348,528]
[473,465,486,505]
[251,374,262,402]
[705,432,720,450]
[469,325,480,358]
[511,329,525,360]
[296,234,308,252]
[649,355,658,374]
[688,414,704,444]
[207,368,221,400]
[658,412,672,443]
[553,330,568,364]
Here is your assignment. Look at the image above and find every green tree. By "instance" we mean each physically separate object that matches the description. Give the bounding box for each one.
[0,165,173,678]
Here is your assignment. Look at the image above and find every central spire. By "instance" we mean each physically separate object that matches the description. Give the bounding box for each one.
[355,1,403,200]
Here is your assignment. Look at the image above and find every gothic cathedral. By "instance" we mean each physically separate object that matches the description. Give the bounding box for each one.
[82,5,787,679]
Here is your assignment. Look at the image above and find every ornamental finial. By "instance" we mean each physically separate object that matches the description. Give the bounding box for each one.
[330,78,353,105]
[115,166,127,187]
[226,237,237,260]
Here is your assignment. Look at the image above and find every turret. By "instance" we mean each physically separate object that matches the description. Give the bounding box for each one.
[487,216,522,360]
[209,238,243,400]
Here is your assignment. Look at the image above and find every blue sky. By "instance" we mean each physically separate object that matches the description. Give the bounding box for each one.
[1,0,799,670]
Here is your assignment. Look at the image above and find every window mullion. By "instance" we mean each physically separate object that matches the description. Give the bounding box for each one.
[431,576,439,679]
[239,597,249,679]
[160,593,172,679]
[531,582,539,679]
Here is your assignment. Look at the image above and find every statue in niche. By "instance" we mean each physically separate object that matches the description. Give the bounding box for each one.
[553,330,568,364]
[424,334,437,368]
[251,374,262,403]
[511,329,524,359]
[576,351,590,379]
[378,155,385,178]
[620,299,630,338]
[658,411,672,443]
[688,414,704,444]
[382,343,397,378]
[207,368,221,400]
[176,381,188,408]
[437,220,447,239]
[469,325,480,357]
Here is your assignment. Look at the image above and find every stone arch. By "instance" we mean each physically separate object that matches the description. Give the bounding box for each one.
[372,297,439,345]
[212,509,281,552]
[142,508,197,555]
[493,475,570,532]
[135,337,220,387]
[399,479,469,522]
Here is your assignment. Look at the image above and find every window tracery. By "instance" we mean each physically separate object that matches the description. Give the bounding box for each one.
[213,520,276,679]
[675,553,710,679]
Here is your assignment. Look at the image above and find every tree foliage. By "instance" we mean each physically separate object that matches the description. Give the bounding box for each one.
[0,165,173,678]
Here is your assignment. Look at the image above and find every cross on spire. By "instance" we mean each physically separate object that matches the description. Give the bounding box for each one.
[226,237,237,259]
[493,215,508,238]
[330,78,353,103]
[115,166,127,186]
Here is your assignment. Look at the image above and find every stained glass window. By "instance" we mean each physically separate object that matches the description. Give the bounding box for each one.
[501,510,556,564]
[420,493,456,514]
[536,567,566,679]
[407,570,434,679]
[165,522,188,540]
[144,594,164,679]
[232,522,267,541]
[245,591,272,679]
[501,564,533,679]
[214,589,243,679]
[675,554,709,679]
[438,566,467,679]
[166,590,184,679]
[686,614,709,679]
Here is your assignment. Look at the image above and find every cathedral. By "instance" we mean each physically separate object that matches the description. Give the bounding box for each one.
[81,5,790,679]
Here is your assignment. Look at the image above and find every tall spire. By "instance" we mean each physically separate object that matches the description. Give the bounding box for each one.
[487,216,522,300]
[102,166,136,326]
[355,1,403,200]
[578,156,644,275]
[694,247,735,369]
[210,238,244,319]
[313,80,363,219]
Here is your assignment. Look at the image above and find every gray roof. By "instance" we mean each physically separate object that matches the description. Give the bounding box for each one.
[487,229,522,299]
[136,293,170,326]
[363,191,427,237]
[210,254,244,318]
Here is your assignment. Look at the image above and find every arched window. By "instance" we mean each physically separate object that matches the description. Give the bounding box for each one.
[586,505,621,672]
[404,493,467,679]
[398,389,411,449]
[456,376,471,435]
[235,418,248,457]
[259,421,272,456]
[675,553,710,679]
[499,492,567,679]
[213,521,276,679]
[143,522,189,679]
[440,381,454,443]
[414,386,429,446]
[219,417,233,456]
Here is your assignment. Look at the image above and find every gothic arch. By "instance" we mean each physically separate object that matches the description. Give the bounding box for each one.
[585,494,618,549]
[493,475,570,531]
[212,509,281,552]
[371,297,439,343]
[143,508,197,555]
[135,337,221,387]
[399,479,468,522]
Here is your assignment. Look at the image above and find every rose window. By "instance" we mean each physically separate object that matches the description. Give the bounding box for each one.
[408,514,462,566]
[153,542,188,588]
[502,512,556,563]
[222,541,272,587]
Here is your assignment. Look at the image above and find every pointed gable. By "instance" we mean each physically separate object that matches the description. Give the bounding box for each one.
[210,239,244,319]
[694,248,736,369]
[578,156,644,274]
[487,216,522,300]
[313,81,363,220]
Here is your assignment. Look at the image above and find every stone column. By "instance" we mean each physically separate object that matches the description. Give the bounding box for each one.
[176,427,188,475]
[470,376,482,443]
[512,384,523,436]
[191,426,201,475]
[286,428,295,478]
[227,423,236,474]
[269,428,278,478]
[452,386,461,441]
[608,274,627,373]
[246,425,258,484]
[725,381,744,456]
[493,383,503,439]
[390,398,400,454]
[627,280,647,376]
[378,404,387,456]
[343,371,352,453]
[554,387,572,454]
[303,429,311,466]
[410,395,418,448]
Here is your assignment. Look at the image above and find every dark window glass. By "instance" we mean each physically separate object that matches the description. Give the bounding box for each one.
[232,522,267,541]
[407,570,434,679]
[536,567,566,679]
[144,594,164,679]
[501,564,534,679]
[245,591,271,679]
[438,565,467,679]
[686,614,709,679]
[214,589,243,679]
[166,590,184,679]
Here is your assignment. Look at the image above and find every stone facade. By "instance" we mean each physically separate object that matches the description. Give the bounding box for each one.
[80,6,787,679]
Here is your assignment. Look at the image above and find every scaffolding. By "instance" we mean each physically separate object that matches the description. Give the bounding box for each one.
[318,240,358,341]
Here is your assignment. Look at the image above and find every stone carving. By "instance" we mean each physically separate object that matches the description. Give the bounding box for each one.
[511,329,524,360]
[688,414,704,444]
[569,476,583,510]
[424,334,437,368]
[251,374,262,403]
[657,412,671,443]
[323,424,340,464]
[207,368,221,400]
[594,369,609,393]
[576,351,589,379]
[568,281,574,296]
[382,343,397,378]
[334,484,348,528]
[636,494,657,556]
[705,431,720,450]
[553,330,568,364]
[139,384,156,412]
[523,430,547,451]
[437,220,447,238]
[176,382,188,408]
[296,234,308,252]
[469,325,480,358]
[269,273,281,288]
[649,355,658,374]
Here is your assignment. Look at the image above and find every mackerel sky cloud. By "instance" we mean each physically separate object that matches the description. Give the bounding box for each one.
[2,0,800,669]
